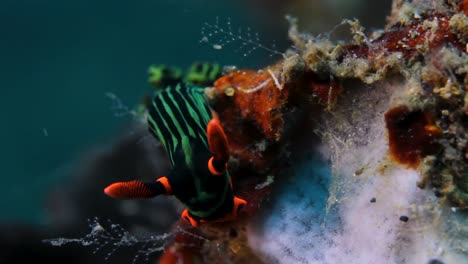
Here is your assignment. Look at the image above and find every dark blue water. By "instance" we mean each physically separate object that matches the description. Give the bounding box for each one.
[0,0,288,224]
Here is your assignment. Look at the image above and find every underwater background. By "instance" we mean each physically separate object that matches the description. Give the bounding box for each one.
[0,0,389,226]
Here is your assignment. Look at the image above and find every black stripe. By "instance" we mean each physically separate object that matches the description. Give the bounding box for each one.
[169,87,207,140]
[155,91,181,140]
[160,89,192,139]
[148,94,175,155]
[174,85,210,136]
[188,86,212,124]
[177,84,208,125]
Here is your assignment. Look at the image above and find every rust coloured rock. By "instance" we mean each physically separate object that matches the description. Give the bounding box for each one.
[384,105,442,168]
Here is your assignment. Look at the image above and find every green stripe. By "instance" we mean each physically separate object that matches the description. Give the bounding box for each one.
[159,90,187,156]
[189,88,211,147]
[166,87,197,138]
[174,85,209,147]
[152,99,178,165]
[148,84,213,166]
[181,136,193,169]
[190,88,211,125]
[147,115,169,156]
[208,64,220,80]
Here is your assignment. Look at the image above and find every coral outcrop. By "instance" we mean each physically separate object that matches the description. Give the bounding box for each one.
[157,0,467,263]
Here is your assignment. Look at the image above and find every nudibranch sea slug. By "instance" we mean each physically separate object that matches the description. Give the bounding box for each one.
[104,83,247,227]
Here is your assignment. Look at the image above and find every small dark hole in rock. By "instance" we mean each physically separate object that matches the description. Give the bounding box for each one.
[399,215,409,222]
[229,228,238,238]
[427,258,444,264]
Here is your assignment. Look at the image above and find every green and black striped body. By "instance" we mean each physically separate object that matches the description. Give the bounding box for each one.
[147,83,234,221]
[148,62,222,90]
[148,65,183,89]
[185,62,222,86]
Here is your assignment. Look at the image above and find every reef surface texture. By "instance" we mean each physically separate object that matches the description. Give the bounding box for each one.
[125,0,468,263]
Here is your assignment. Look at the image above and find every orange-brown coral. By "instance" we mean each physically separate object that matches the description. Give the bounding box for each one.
[461,0,468,15]
[341,14,465,62]
[213,69,287,141]
[209,66,288,172]
[157,3,468,263]
[308,74,342,106]
[384,105,442,168]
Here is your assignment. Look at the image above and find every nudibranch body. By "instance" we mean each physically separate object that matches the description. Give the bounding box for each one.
[148,62,222,89]
[136,62,222,117]
[104,83,246,227]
